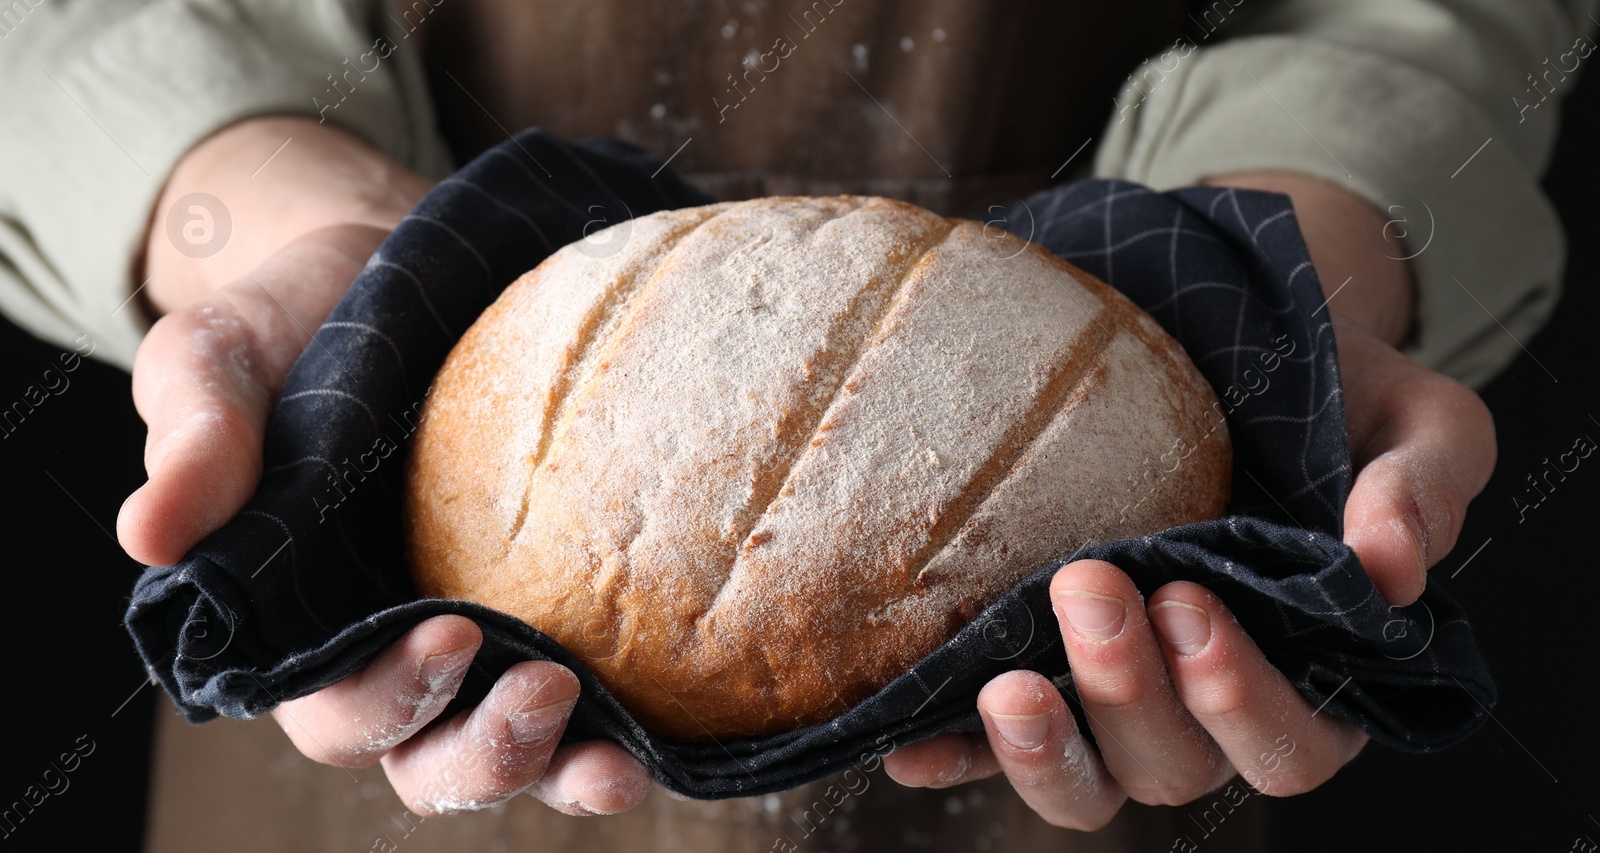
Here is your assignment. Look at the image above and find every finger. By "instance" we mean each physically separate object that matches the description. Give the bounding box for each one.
[1334,313,1497,605]
[1049,560,1232,804]
[881,731,1000,789]
[117,228,385,567]
[117,290,289,566]
[524,740,655,816]
[271,615,481,767]
[380,660,581,815]
[1148,582,1368,796]
[976,670,1127,831]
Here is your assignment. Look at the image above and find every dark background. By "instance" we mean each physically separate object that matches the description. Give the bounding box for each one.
[1268,50,1600,853]
[0,49,1595,853]
[0,294,156,846]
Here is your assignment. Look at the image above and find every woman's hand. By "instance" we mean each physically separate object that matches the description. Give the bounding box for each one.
[269,612,651,816]
[118,116,654,817]
[885,561,1368,829]
[883,172,1496,828]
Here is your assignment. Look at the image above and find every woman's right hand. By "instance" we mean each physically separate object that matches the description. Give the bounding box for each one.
[118,115,654,816]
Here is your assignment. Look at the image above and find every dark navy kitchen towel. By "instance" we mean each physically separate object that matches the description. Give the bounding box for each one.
[125,129,1495,800]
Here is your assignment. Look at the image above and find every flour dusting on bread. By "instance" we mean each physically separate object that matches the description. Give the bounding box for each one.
[406,196,1231,741]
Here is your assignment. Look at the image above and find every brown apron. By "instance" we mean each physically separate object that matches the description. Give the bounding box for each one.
[148,2,1274,850]
[423,0,1191,216]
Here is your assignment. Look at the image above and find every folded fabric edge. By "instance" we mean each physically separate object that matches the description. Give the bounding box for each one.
[125,515,1493,799]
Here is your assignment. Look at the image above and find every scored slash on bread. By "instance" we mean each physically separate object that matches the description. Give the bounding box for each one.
[405,196,1230,741]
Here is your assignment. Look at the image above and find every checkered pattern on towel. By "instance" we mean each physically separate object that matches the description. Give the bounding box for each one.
[126,130,1494,799]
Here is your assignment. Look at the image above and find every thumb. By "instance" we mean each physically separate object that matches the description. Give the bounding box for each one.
[1334,313,1497,606]
[117,226,387,566]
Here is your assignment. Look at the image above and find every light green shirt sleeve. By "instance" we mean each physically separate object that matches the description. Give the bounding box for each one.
[1094,0,1598,389]
[0,0,453,371]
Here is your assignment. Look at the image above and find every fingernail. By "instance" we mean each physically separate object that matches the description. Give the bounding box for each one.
[1053,590,1126,641]
[989,711,1051,751]
[935,748,971,785]
[418,646,476,689]
[1401,513,1429,571]
[507,696,577,745]
[1150,601,1211,656]
[147,413,221,472]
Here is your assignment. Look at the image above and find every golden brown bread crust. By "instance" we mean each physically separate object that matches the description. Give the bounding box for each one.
[405,196,1231,741]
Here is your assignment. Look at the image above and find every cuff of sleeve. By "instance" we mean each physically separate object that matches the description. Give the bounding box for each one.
[1092,35,1566,389]
[8,0,453,370]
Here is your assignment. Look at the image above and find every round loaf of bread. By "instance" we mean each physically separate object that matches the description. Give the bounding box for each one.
[405,195,1231,741]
